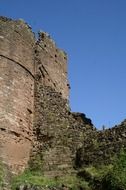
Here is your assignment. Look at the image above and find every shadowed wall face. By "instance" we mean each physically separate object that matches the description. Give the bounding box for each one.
[0,17,35,174]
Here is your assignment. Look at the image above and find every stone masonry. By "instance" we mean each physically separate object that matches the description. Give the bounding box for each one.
[0,16,126,179]
[31,83,94,177]
[0,17,35,174]
[0,16,71,175]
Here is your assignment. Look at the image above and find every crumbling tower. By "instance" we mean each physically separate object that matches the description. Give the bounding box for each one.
[35,32,69,99]
[0,16,70,174]
[0,17,35,173]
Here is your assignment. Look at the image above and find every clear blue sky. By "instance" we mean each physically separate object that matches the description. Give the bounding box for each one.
[1,0,126,129]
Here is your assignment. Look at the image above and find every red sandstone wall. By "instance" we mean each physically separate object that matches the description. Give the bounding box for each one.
[0,17,35,75]
[0,17,35,174]
[0,16,70,175]
[35,32,69,100]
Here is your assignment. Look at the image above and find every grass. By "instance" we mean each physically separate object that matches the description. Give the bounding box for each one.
[11,169,90,190]
[11,149,126,190]
[0,161,5,188]
[85,164,113,178]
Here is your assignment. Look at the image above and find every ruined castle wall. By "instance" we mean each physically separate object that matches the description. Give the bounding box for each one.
[35,32,69,100]
[0,17,35,75]
[32,33,72,176]
[32,81,94,177]
[76,120,126,167]
[0,17,126,182]
[30,31,95,177]
[0,17,71,175]
[0,17,35,173]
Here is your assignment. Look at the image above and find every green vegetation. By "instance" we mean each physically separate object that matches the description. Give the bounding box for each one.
[28,153,44,173]
[104,150,126,190]
[0,161,5,188]
[78,150,126,190]
[11,150,126,190]
[11,170,90,190]
[77,164,113,190]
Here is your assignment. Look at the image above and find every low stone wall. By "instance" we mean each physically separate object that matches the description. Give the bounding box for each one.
[75,120,126,167]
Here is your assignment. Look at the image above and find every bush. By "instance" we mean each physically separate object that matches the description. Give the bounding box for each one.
[78,165,112,190]
[78,150,126,190]
[89,150,126,190]
[11,169,90,190]
[104,150,126,190]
